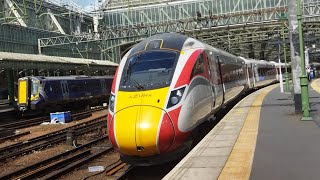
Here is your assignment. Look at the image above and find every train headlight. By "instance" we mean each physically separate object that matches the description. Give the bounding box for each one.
[167,87,185,108]
[109,94,115,112]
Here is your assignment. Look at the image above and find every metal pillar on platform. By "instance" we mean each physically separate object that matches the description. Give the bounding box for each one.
[282,27,290,93]
[297,0,312,121]
[288,0,302,113]
[278,44,284,93]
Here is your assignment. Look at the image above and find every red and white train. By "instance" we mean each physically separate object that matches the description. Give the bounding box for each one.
[107,32,279,165]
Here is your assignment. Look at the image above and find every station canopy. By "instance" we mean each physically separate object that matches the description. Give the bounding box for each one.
[0,52,118,70]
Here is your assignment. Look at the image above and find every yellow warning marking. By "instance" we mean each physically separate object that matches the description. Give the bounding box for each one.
[18,80,27,105]
[115,87,169,156]
[235,108,245,114]
[218,84,278,180]
[310,78,320,93]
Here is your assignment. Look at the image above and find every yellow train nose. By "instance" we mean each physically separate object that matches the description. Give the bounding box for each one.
[114,105,169,157]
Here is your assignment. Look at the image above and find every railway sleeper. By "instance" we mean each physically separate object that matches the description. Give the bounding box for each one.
[0,121,107,159]
[43,147,112,180]
[0,134,65,156]
[0,108,105,130]
[0,136,107,180]
[0,117,106,155]
[0,137,64,161]
[0,131,30,143]
[19,150,91,180]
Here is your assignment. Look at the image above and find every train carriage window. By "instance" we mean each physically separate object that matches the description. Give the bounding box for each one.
[45,85,52,92]
[31,79,39,96]
[191,53,205,79]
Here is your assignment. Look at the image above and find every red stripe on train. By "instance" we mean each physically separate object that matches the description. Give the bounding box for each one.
[111,67,119,94]
[174,49,202,88]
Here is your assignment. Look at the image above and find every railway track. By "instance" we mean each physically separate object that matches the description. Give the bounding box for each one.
[0,131,31,143]
[0,115,107,162]
[0,134,132,180]
[107,162,133,180]
[0,107,107,130]
[0,136,111,180]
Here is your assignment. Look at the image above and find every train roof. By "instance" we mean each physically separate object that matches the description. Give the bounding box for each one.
[29,76,113,81]
[128,32,188,56]
[188,37,242,64]
[125,32,245,65]
[0,52,119,67]
[269,61,291,67]
[239,57,275,67]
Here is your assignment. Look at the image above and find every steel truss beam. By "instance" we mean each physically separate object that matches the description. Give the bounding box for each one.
[1,0,93,34]
[3,0,27,27]
[38,0,320,62]
[38,33,101,47]
[101,0,287,27]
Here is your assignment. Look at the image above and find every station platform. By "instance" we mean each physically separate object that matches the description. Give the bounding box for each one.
[164,79,320,180]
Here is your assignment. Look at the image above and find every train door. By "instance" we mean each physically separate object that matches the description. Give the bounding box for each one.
[215,55,225,107]
[253,64,259,83]
[251,64,256,87]
[188,52,213,123]
[61,81,69,100]
[204,51,215,111]
[18,77,30,110]
[245,64,251,87]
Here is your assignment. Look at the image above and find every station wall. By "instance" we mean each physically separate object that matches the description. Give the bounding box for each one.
[0,24,102,60]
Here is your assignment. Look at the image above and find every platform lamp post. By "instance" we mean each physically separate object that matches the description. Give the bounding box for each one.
[297,0,312,121]
[278,13,290,93]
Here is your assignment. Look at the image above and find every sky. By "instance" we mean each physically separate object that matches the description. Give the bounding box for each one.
[74,0,104,11]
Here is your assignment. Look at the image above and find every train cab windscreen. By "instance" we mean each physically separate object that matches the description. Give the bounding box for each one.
[120,50,178,91]
[31,78,39,99]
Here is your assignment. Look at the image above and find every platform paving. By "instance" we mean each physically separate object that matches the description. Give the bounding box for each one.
[164,80,320,180]
[163,84,278,180]
[250,80,320,180]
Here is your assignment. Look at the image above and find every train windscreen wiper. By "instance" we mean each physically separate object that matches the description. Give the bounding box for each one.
[129,78,144,90]
[124,55,145,90]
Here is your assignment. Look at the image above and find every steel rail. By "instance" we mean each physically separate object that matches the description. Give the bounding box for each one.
[0,106,107,130]
[20,150,92,180]
[0,131,30,143]
[0,136,107,180]
[45,147,113,180]
[0,121,107,161]
[0,116,107,160]
[106,162,127,176]
[114,164,134,180]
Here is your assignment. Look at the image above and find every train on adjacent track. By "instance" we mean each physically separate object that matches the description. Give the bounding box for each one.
[17,76,113,113]
[107,32,284,165]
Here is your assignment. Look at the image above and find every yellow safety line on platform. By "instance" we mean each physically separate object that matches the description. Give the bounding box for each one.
[218,84,278,180]
[310,78,320,93]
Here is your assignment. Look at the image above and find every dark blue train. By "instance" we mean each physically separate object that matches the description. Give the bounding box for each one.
[17,76,113,113]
